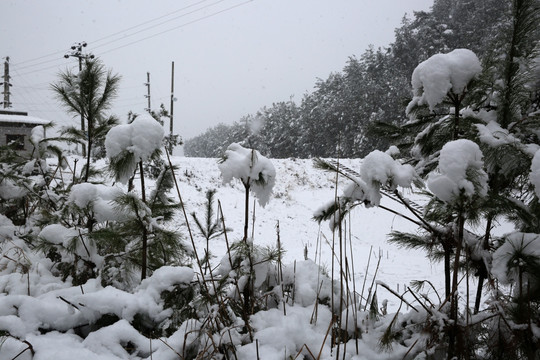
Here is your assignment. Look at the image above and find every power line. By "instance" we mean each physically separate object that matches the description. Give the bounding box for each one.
[91,0,211,44]
[98,0,253,56]
[10,0,215,67]
[92,0,227,51]
[11,68,59,114]
[8,0,252,82]
[12,56,66,71]
[12,49,67,67]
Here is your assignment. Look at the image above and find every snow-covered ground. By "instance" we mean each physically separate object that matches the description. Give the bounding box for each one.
[0,155,515,359]
[170,156,444,312]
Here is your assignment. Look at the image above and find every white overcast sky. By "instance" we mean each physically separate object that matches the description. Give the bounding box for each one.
[2,0,433,150]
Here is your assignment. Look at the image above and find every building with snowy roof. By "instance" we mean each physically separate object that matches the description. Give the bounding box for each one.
[0,109,51,154]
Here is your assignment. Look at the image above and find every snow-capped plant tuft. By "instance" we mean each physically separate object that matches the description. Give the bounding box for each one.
[406,48,482,113]
[105,114,164,184]
[427,139,488,203]
[218,143,276,207]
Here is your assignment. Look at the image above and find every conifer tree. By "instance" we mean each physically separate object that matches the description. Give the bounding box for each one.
[52,59,121,182]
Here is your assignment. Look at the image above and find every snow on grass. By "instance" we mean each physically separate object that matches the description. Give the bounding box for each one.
[170,157,444,312]
[1,155,517,359]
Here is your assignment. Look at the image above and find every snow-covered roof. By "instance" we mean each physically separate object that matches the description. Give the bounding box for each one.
[0,113,51,125]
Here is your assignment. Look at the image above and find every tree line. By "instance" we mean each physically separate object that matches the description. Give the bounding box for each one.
[184,0,511,158]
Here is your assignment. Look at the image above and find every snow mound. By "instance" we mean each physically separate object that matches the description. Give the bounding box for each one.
[218,143,276,207]
[428,139,488,203]
[407,48,481,113]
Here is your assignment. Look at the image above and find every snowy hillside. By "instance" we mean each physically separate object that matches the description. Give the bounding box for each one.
[170,156,446,311]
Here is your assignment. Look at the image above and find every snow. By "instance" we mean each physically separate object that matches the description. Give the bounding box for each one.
[105,114,164,184]
[0,155,518,360]
[406,49,481,113]
[83,319,151,358]
[137,265,194,299]
[0,113,51,125]
[30,125,45,150]
[361,150,417,190]
[218,143,276,207]
[321,150,417,208]
[38,224,79,246]
[238,305,334,359]
[0,178,27,200]
[492,232,540,285]
[428,139,488,203]
[68,183,124,222]
[385,145,400,158]
[531,149,540,199]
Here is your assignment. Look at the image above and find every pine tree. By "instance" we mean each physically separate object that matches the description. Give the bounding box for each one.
[52,59,121,182]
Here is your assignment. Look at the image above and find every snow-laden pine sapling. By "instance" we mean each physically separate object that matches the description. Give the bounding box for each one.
[218,143,276,321]
[427,139,489,359]
[218,143,276,243]
[163,148,239,346]
[105,114,165,280]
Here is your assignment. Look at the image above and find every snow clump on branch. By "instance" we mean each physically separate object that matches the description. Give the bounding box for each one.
[492,233,540,285]
[68,183,124,222]
[406,48,481,113]
[218,143,276,207]
[359,150,418,206]
[105,114,164,184]
[428,139,488,203]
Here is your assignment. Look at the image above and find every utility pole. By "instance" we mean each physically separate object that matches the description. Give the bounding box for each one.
[64,42,94,157]
[169,61,175,154]
[1,57,12,109]
[144,72,151,113]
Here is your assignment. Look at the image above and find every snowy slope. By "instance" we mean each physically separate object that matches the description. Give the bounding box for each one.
[169,157,445,312]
